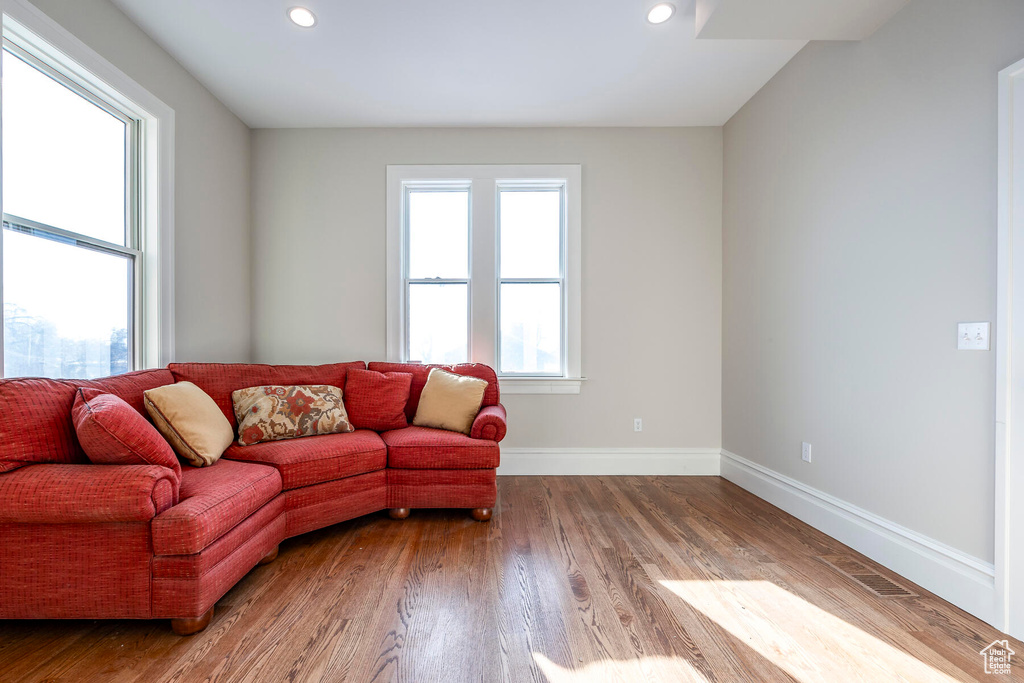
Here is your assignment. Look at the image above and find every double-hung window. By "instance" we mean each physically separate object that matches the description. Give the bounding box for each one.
[387,165,582,393]
[0,10,174,379]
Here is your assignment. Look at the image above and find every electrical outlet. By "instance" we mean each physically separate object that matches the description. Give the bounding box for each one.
[802,442,812,463]
[633,418,643,432]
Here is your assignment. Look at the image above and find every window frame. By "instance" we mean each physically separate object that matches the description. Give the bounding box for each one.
[402,180,473,364]
[495,181,566,378]
[387,164,582,394]
[2,40,143,372]
[0,1,175,376]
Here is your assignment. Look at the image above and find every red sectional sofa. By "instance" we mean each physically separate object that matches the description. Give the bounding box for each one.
[0,361,505,634]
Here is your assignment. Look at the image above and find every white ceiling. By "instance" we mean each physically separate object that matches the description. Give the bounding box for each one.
[696,0,909,40]
[108,0,808,128]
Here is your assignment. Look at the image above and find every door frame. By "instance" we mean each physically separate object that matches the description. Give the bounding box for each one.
[995,55,1024,639]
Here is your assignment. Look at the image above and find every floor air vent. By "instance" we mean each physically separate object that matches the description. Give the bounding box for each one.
[819,555,916,598]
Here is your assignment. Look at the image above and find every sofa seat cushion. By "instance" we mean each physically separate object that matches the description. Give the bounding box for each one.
[224,429,386,490]
[381,426,499,469]
[152,459,281,556]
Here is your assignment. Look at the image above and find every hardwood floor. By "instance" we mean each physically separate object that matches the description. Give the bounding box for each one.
[1,476,1021,682]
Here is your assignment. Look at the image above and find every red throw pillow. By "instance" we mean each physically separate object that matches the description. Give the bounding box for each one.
[72,387,182,481]
[344,369,413,431]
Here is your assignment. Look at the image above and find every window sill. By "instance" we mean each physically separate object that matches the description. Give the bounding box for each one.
[499,377,585,395]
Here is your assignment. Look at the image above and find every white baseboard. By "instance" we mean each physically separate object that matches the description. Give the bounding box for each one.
[720,449,997,626]
[498,448,721,476]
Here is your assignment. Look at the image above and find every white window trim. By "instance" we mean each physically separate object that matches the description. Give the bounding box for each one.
[0,0,175,371]
[500,377,584,395]
[996,54,1024,639]
[386,164,582,394]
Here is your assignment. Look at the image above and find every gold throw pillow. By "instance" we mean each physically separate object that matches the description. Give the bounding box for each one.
[412,368,487,435]
[144,381,234,467]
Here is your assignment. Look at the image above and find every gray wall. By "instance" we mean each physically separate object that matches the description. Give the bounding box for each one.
[30,0,252,362]
[251,128,723,449]
[722,0,1024,561]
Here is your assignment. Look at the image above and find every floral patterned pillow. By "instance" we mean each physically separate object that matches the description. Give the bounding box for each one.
[232,385,354,446]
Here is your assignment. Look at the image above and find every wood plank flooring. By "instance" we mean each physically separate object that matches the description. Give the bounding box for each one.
[1,476,1021,682]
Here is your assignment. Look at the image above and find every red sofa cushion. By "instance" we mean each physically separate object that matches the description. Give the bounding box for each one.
[169,362,366,430]
[381,426,500,469]
[65,368,174,418]
[224,429,386,490]
[367,363,499,422]
[0,377,84,473]
[343,369,412,431]
[152,459,281,556]
[72,388,182,481]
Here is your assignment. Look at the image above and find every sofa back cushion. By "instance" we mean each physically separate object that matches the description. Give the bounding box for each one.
[72,387,182,481]
[65,368,175,418]
[169,362,366,430]
[343,369,413,432]
[0,377,85,472]
[366,363,499,422]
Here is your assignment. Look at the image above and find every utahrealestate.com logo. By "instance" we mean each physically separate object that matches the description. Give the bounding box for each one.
[980,640,1015,675]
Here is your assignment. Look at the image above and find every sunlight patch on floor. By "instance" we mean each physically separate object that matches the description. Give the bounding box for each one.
[533,652,709,683]
[659,579,961,682]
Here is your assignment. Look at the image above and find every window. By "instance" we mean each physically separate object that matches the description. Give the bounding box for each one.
[498,186,563,376]
[405,186,470,365]
[2,46,137,379]
[0,8,174,378]
[387,165,582,394]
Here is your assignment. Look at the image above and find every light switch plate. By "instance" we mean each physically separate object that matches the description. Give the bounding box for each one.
[958,322,990,351]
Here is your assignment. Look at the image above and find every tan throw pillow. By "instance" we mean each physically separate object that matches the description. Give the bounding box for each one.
[232,385,354,446]
[144,382,234,467]
[412,368,488,435]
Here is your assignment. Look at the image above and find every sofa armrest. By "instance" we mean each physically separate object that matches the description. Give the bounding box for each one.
[0,464,178,524]
[470,404,507,443]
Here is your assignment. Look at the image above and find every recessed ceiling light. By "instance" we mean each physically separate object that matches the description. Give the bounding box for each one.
[647,3,675,24]
[287,6,317,28]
